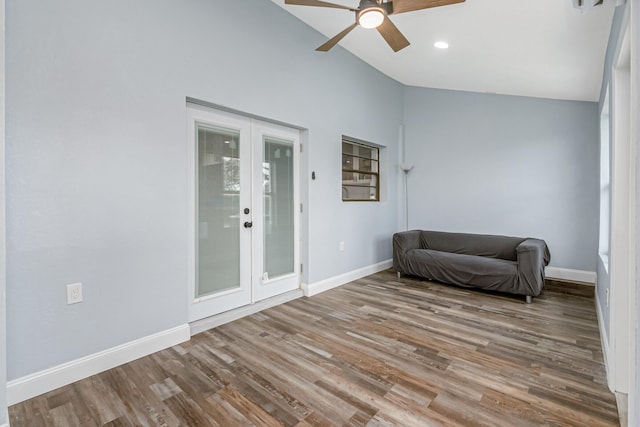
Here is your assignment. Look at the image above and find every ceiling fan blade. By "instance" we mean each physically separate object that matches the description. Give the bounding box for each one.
[316,23,358,52]
[376,16,410,52]
[389,0,465,15]
[284,0,353,10]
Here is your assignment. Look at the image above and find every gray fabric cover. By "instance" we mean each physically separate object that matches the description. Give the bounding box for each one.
[393,230,551,296]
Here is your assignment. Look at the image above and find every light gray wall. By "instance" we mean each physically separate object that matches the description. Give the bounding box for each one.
[0,0,6,422]
[403,87,599,271]
[597,4,626,347]
[5,0,403,380]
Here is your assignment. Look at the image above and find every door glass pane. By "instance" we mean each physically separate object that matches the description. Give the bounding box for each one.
[197,123,240,298]
[263,138,294,279]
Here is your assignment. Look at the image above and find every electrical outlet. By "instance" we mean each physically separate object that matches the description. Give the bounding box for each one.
[605,288,610,308]
[67,283,83,305]
[339,241,345,252]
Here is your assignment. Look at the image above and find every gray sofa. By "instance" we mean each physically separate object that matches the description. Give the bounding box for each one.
[393,230,550,303]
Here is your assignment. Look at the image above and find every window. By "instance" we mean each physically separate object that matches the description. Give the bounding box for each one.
[342,137,379,201]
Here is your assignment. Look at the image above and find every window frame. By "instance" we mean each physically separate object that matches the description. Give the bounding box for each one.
[341,136,380,202]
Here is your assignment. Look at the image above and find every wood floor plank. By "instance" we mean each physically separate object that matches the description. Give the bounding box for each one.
[73,376,128,425]
[161,392,219,426]
[9,270,619,426]
[49,402,82,427]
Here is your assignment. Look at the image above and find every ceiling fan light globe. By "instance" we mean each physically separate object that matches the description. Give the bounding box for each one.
[358,8,384,28]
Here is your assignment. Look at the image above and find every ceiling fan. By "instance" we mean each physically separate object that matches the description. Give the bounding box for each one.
[284,0,465,52]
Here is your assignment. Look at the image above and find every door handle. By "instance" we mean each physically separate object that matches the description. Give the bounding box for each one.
[244,221,253,228]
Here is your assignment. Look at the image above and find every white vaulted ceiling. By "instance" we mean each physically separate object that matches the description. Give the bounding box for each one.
[271,0,616,101]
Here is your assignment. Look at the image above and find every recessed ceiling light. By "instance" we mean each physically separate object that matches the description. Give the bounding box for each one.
[434,41,449,49]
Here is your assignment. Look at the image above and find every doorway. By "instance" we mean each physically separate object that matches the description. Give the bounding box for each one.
[187,105,300,322]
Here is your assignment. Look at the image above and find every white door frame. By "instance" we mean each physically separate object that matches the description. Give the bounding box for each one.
[609,3,634,398]
[631,0,639,425]
[0,2,6,424]
[628,0,639,425]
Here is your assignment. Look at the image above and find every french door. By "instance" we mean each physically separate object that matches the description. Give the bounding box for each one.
[187,105,300,321]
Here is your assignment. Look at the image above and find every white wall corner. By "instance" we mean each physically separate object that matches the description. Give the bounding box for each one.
[305,259,393,297]
[545,266,597,284]
[300,282,310,297]
[7,324,190,405]
[596,294,615,392]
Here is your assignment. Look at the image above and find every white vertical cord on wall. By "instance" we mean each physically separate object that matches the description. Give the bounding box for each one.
[398,125,413,230]
[397,125,405,231]
[398,124,413,231]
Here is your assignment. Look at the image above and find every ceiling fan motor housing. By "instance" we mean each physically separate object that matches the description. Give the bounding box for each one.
[356,0,392,28]
[358,0,393,14]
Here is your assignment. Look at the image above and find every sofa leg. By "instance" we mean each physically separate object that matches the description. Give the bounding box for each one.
[396,271,401,279]
[525,295,532,304]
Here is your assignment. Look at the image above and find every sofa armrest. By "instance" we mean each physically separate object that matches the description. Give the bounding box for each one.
[516,238,551,296]
[393,231,422,273]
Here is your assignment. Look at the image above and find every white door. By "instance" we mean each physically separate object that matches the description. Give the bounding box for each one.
[187,105,300,321]
[252,122,300,302]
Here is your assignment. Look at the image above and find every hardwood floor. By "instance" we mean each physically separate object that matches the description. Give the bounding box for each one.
[9,270,619,426]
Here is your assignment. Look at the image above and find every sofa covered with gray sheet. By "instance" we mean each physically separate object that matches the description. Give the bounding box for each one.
[393,230,550,302]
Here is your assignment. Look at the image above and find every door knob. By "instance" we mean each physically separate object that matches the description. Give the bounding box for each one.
[244,221,253,228]
[244,208,250,214]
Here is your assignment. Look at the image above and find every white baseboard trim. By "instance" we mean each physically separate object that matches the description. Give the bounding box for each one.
[596,294,614,392]
[189,289,304,336]
[302,259,393,297]
[545,267,597,285]
[7,324,190,405]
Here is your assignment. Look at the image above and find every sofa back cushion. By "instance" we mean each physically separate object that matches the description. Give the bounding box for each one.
[419,230,525,261]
